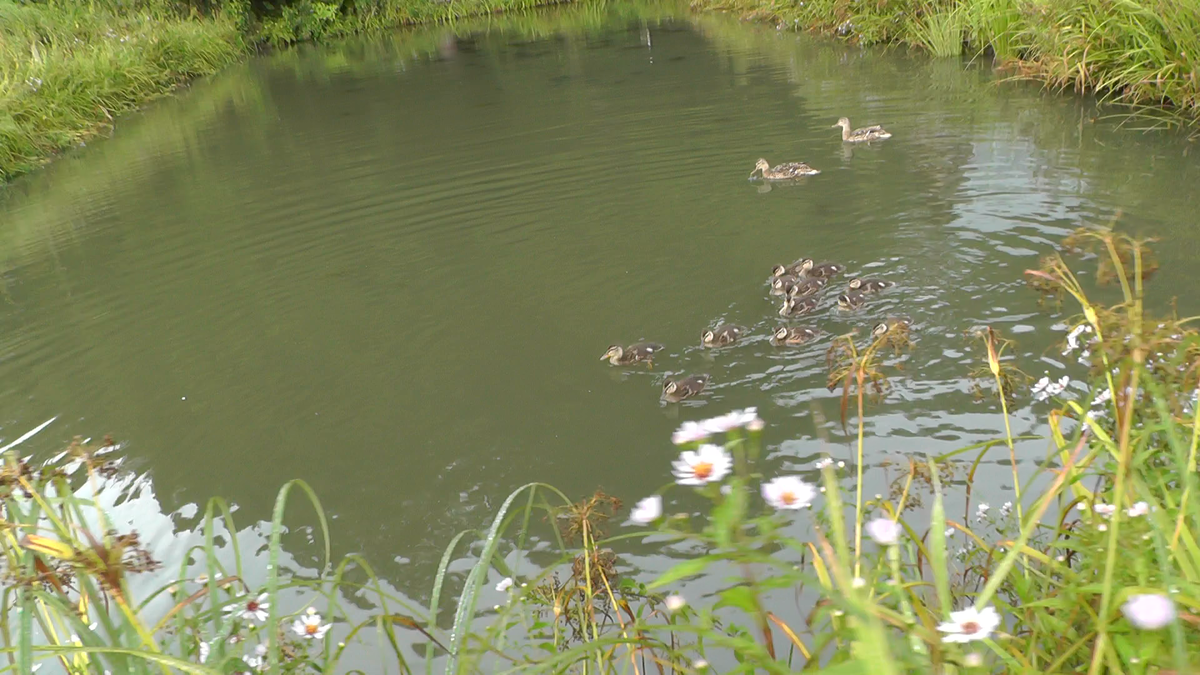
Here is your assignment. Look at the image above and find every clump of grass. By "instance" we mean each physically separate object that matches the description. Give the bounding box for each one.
[0,0,245,183]
[910,5,966,58]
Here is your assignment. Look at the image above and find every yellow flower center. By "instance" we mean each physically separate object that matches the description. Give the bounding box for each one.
[305,622,319,635]
[779,490,796,505]
[961,621,981,634]
[692,462,713,480]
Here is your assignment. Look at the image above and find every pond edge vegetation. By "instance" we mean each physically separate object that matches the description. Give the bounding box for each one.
[691,0,1200,130]
[4,227,1200,673]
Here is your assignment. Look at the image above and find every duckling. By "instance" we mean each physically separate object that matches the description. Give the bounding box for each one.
[786,276,827,297]
[832,117,893,143]
[771,326,819,346]
[779,296,818,317]
[771,260,809,278]
[601,342,664,367]
[750,158,820,180]
[848,278,894,294]
[662,374,709,402]
[837,291,867,310]
[797,258,845,279]
[702,324,746,348]
[770,274,801,295]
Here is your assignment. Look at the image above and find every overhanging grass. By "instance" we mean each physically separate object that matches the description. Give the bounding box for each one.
[0,1,246,183]
[690,0,1200,123]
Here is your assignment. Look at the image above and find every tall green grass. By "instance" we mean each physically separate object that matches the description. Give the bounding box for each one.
[0,0,245,183]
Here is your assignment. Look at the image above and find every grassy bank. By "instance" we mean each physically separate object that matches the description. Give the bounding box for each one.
[4,228,1200,673]
[692,0,1200,123]
[0,1,246,183]
[0,0,567,185]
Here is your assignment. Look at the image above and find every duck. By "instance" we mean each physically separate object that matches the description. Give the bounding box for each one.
[848,278,894,294]
[779,296,819,317]
[662,374,709,402]
[786,276,827,297]
[601,342,664,367]
[832,117,892,143]
[771,326,819,346]
[702,324,746,347]
[750,158,820,180]
[837,291,867,310]
[770,274,801,295]
[798,259,846,279]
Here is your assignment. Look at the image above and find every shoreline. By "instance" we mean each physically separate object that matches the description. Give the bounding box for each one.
[688,0,1199,131]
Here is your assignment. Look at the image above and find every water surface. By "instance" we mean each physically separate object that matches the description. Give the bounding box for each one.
[1,3,1198,598]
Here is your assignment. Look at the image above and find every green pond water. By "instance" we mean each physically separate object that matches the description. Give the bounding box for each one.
[2,1,1199,608]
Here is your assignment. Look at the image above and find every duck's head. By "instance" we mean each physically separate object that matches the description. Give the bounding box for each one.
[662,379,678,396]
[701,329,716,345]
[871,322,889,338]
[779,298,794,316]
[833,117,850,129]
[600,345,623,361]
[798,258,815,274]
[848,278,863,290]
[771,265,789,279]
[837,293,858,309]
[773,327,789,341]
[750,158,770,177]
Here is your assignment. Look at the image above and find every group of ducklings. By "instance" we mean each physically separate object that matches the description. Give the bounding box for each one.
[600,257,898,403]
[749,117,892,180]
[601,116,896,403]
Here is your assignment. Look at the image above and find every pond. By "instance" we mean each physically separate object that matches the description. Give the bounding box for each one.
[1,0,1198,611]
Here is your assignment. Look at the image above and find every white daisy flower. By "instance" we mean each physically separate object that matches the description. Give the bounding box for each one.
[671,421,710,445]
[664,595,686,612]
[225,592,269,623]
[243,644,267,670]
[1125,501,1150,517]
[292,612,331,640]
[1122,594,1176,630]
[629,496,662,524]
[814,457,834,470]
[866,517,902,546]
[692,659,709,670]
[198,640,210,663]
[495,577,513,592]
[746,417,764,432]
[937,606,1000,643]
[851,577,867,588]
[672,445,732,486]
[964,652,984,667]
[976,503,990,521]
[1093,503,1116,518]
[1000,502,1012,517]
[761,476,816,510]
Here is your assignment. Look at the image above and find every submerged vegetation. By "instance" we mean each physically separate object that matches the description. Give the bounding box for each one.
[692,0,1200,125]
[5,228,1200,673]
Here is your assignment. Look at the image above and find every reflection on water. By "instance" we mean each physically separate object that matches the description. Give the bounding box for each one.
[0,2,1198,608]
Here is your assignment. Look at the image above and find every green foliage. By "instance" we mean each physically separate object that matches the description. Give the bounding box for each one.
[0,0,245,183]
